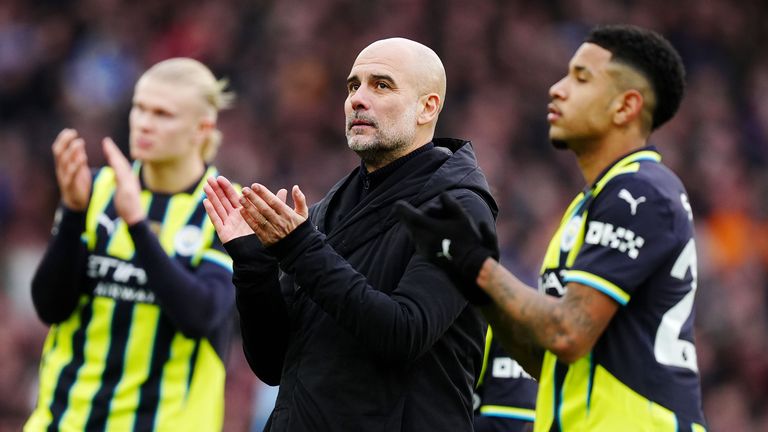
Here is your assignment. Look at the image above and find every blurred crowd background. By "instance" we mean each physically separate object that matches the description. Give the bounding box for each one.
[1,0,767,430]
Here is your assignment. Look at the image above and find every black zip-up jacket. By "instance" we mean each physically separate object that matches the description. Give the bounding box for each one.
[225,139,498,431]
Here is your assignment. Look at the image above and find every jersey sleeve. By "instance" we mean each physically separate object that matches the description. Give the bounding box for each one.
[564,176,680,305]
[474,339,537,432]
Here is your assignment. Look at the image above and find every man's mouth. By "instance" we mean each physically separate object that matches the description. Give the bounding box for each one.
[349,118,376,130]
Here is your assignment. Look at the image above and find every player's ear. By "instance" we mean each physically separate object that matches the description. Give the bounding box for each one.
[613,89,643,127]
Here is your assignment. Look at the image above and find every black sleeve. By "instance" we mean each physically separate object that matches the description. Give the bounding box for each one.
[224,234,288,386]
[128,221,235,339]
[268,191,495,364]
[31,207,88,324]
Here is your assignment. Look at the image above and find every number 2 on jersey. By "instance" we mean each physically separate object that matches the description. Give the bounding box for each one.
[654,238,698,372]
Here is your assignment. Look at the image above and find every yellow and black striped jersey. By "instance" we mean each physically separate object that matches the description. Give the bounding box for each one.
[26,164,234,432]
[534,148,706,431]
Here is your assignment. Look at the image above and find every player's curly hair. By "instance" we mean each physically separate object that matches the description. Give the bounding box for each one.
[586,24,685,131]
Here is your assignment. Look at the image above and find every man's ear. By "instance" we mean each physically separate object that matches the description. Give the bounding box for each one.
[613,89,644,127]
[417,93,441,125]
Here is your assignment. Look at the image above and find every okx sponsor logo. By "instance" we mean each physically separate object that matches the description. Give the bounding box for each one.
[584,221,645,259]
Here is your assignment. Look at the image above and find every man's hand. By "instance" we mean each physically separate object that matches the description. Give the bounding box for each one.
[203,176,254,244]
[395,192,498,305]
[52,129,92,211]
[239,183,308,247]
[103,138,145,225]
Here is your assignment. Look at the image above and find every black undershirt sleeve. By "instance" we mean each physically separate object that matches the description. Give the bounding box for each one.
[224,234,289,385]
[31,207,88,324]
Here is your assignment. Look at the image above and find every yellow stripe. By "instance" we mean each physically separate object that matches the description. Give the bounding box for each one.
[172,340,225,431]
[533,352,558,432]
[692,422,707,432]
[106,192,152,260]
[477,326,493,388]
[58,297,115,430]
[541,193,586,271]
[480,405,535,421]
[24,298,88,431]
[564,270,630,305]
[159,193,196,255]
[104,303,161,431]
[154,335,197,429]
[85,169,117,251]
[594,150,660,195]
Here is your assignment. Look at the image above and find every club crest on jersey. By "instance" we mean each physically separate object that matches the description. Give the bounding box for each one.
[560,215,583,252]
[585,220,645,259]
[175,225,203,256]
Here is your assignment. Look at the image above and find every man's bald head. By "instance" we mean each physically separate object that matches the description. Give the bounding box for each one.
[355,38,446,112]
[345,37,447,171]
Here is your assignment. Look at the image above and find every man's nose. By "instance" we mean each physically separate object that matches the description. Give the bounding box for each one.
[549,77,567,100]
[348,87,371,111]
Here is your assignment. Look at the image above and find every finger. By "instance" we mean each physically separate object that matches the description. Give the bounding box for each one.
[393,201,432,230]
[59,139,87,185]
[276,188,288,203]
[216,176,242,209]
[58,137,85,173]
[204,183,230,223]
[207,177,236,213]
[203,198,224,229]
[52,128,78,159]
[239,206,263,232]
[240,187,271,227]
[247,183,290,221]
[102,138,133,181]
[292,185,308,218]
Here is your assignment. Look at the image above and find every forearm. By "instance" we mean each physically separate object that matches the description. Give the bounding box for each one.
[480,305,544,379]
[477,258,584,364]
[31,208,87,324]
[129,221,234,338]
[271,221,466,364]
[226,234,290,384]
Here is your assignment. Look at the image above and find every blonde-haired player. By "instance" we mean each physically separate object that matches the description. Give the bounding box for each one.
[26,58,236,431]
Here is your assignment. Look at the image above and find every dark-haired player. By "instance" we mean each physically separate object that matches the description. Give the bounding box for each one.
[396,24,707,431]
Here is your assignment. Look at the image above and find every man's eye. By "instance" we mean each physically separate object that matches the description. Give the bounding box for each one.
[377,82,389,89]
[348,83,359,92]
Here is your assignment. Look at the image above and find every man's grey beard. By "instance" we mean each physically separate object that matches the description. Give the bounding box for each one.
[349,137,410,170]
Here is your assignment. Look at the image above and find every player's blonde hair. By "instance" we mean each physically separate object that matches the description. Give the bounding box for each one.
[142,58,235,163]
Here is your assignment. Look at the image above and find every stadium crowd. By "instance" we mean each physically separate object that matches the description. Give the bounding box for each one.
[1,0,767,430]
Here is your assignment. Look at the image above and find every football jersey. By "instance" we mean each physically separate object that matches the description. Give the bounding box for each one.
[25,164,233,432]
[534,148,706,431]
[474,327,537,432]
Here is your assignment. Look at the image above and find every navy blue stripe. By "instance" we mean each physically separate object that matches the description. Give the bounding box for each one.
[83,301,134,430]
[132,314,175,431]
[550,362,569,432]
[96,201,116,253]
[185,341,200,397]
[47,299,95,432]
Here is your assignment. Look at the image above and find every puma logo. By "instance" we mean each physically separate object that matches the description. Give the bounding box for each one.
[618,188,646,215]
[436,238,452,260]
[98,214,118,235]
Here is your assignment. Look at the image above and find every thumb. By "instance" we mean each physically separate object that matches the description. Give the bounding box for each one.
[293,185,308,218]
